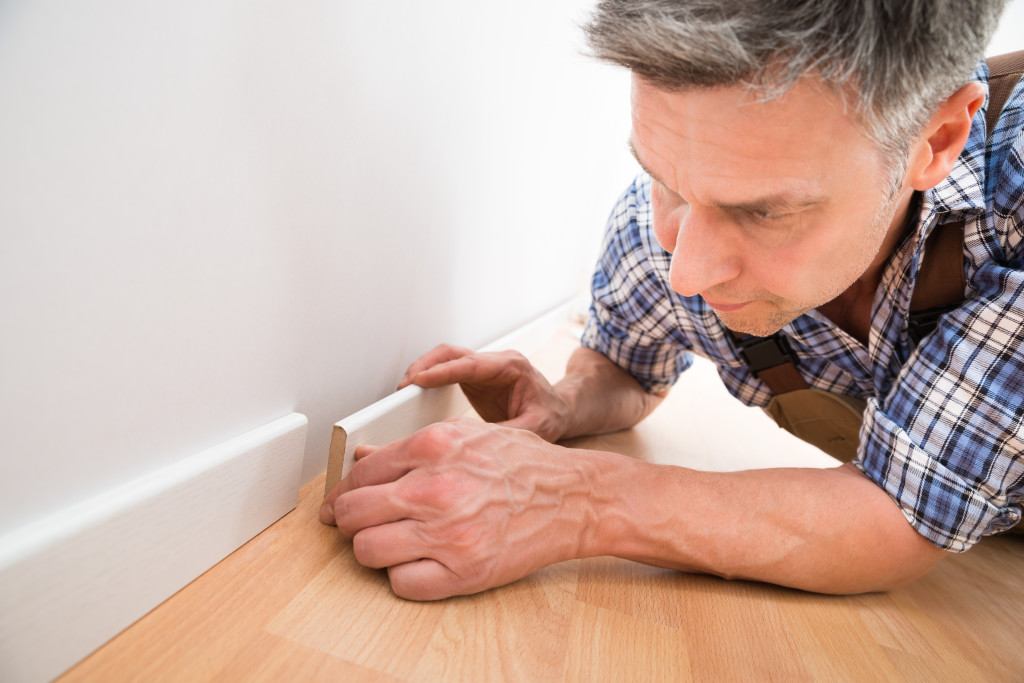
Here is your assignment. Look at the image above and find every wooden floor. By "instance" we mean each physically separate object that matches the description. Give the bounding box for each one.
[59,323,1024,682]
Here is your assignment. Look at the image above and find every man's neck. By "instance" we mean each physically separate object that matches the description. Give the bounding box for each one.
[818,189,919,345]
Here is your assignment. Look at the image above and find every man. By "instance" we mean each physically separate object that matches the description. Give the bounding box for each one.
[321,0,1023,601]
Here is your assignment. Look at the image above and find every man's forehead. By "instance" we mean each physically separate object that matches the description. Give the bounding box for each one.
[627,76,877,205]
[632,78,856,151]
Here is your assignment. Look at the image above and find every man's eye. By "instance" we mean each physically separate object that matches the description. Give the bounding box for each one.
[750,209,788,223]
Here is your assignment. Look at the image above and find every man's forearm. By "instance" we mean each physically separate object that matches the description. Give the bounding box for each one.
[553,346,666,440]
[576,456,946,594]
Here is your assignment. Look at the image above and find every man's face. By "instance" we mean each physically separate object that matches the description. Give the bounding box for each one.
[629,75,909,336]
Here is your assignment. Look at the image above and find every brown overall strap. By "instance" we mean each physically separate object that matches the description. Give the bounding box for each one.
[741,50,1024,395]
[907,49,1024,344]
[986,50,1024,122]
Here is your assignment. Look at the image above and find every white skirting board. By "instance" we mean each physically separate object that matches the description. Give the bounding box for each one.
[0,412,308,683]
[325,298,581,495]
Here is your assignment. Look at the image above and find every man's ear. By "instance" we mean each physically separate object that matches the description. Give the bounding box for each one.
[907,81,986,191]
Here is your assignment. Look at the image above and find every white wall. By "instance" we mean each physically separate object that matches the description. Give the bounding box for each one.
[0,1,635,537]
[990,0,1024,57]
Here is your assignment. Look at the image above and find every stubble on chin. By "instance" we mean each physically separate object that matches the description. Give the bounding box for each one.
[703,288,810,337]
[712,305,803,338]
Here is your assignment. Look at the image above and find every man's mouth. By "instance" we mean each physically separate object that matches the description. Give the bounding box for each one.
[702,298,752,313]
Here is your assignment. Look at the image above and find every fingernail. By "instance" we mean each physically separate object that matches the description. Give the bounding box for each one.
[320,500,332,519]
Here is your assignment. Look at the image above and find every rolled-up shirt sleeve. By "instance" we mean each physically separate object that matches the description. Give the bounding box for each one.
[859,264,1024,551]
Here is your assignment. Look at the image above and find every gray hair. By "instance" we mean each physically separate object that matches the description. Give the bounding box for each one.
[585,0,1008,182]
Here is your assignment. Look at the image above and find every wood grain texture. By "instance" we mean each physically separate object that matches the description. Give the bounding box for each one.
[58,325,1024,682]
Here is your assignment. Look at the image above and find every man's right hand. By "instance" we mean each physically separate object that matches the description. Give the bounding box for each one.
[398,344,572,442]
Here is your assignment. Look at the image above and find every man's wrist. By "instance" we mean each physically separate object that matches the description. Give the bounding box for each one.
[565,448,632,561]
[549,379,584,441]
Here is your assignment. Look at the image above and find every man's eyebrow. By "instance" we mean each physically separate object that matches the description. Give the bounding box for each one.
[716,194,825,214]
[626,139,825,213]
[627,140,669,188]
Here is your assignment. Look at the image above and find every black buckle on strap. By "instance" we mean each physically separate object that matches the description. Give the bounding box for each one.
[907,304,958,346]
[734,333,797,373]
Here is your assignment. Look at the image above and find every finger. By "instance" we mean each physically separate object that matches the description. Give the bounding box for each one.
[319,498,337,525]
[332,483,411,538]
[320,442,413,523]
[398,344,474,388]
[353,444,378,461]
[388,558,462,601]
[321,479,350,525]
[408,352,518,389]
[350,518,428,568]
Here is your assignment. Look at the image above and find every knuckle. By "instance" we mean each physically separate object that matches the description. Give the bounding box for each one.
[416,422,456,453]
[332,499,361,539]
[351,530,376,566]
[332,495,351,525]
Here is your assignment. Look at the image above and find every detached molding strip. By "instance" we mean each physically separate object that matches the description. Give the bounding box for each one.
[0,412,309,683]
[325,298,580,495]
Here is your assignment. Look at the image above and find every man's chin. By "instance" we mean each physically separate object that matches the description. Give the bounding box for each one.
[713,308,798,338]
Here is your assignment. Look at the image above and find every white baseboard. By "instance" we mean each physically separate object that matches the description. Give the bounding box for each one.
[478,297,583,356]
[324,298,581,495]
[0,412,308,683]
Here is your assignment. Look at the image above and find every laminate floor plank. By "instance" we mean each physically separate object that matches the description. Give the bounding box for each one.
[565,602,694,683]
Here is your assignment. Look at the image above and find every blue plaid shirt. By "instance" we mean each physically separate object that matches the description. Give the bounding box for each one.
[581,63,1024,553]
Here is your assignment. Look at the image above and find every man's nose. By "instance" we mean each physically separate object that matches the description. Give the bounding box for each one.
[665,207,741,297]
